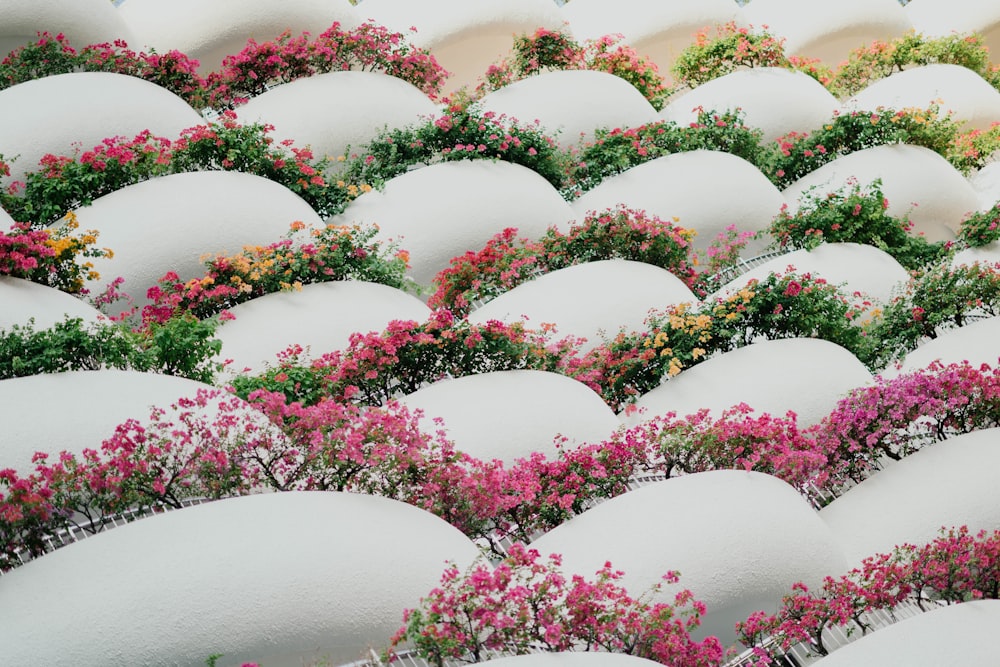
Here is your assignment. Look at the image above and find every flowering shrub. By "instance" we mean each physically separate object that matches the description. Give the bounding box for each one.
[958,203,1000,247]
[737,526,1000,661]
[341,104,568,190]
[204,21,448,108]
[229,309,584,407]
[0,32,208,107]
[861,261,1000,370]
[947,122,1000,174]
[766,179,947,271]
[814,360,1000,482]
[6,359,1000,571]
[828,32,1000,98]
[0,212,111,293]
[566,110,764,197]
[763,106,968,188]
[0,314,226,383]
[145,221,410,319]
[670,23,827,90]
[0,387,455,569]
[476,27,669,110]
[428,207,698,316]
[1,117,362,226]
[578,271,867,409]
[389,543,723,666]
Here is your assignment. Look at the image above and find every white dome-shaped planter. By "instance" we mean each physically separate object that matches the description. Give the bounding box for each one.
[0,73,203,189]
[398,370,620,465]
[893,315,1000,374]
[715,243,909,307]
[782,144,980,243]
[235,71,439,168]
[661,68,841,144]
[216,281,430,375]
[68,170,324,313]
[479,70,658,150]
[0,370,221,474]
[820,428,1000,566]
[812,600,1000,667]
[846,64,1000,132]
[0,0,136,62]
[0,276,104,330]
[907,0,1000,60]
[742,0,911,66]
[968,162,1000,211]
[625,338,872,428]
[952,245,1000,267]
[466,259,698,353]
[530,471,847,646]
[330,160,574,288]
[572,151,785,256]
[0,492,481,667]
[118,0,359,74]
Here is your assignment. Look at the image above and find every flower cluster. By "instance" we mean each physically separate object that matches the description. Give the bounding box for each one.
[737,526,1000,661]
[428,207,698,316]
[0,32,207,107]
[390,544,723,667]
[958,202,1000,247]
[0,213,111,293]
[229,309,585,407]
[205,21,448,108]
[341,103,568,190]
[766,179,947,271]
[475,27,669,110]
[763,106,968,188]
[670,23,811,90]
[814,360,1000,482]
[580,271,868,409]
[0,388,455,569]
[144,221,409,320]
[2,117,364,227]
[5,359,1000,573]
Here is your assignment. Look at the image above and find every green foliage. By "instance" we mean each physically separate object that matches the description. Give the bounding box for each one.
[341,104,569,191]
[829,32,1000,98]
[0,315,225,383]
[477,27,670,110]
[958,203,1000,248]
[0,317,144,379]
[567,109,765,197]
[670,23,796,89]
[762,107,967,188]
[766,180,948,271]
[861,261,1000,370]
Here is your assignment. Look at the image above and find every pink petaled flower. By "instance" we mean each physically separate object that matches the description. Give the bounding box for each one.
[783,281,802,297]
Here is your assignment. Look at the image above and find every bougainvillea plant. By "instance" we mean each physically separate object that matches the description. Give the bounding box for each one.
[475,27,669,110]
[737,526,1000,661]
[204,21,449,108]
[145,221,410,319]
[388,543,724,666]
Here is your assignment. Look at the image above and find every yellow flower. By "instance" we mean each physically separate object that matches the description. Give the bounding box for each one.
[667,358,683,376]
[692,347,706,359]
[659,347,673,357]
